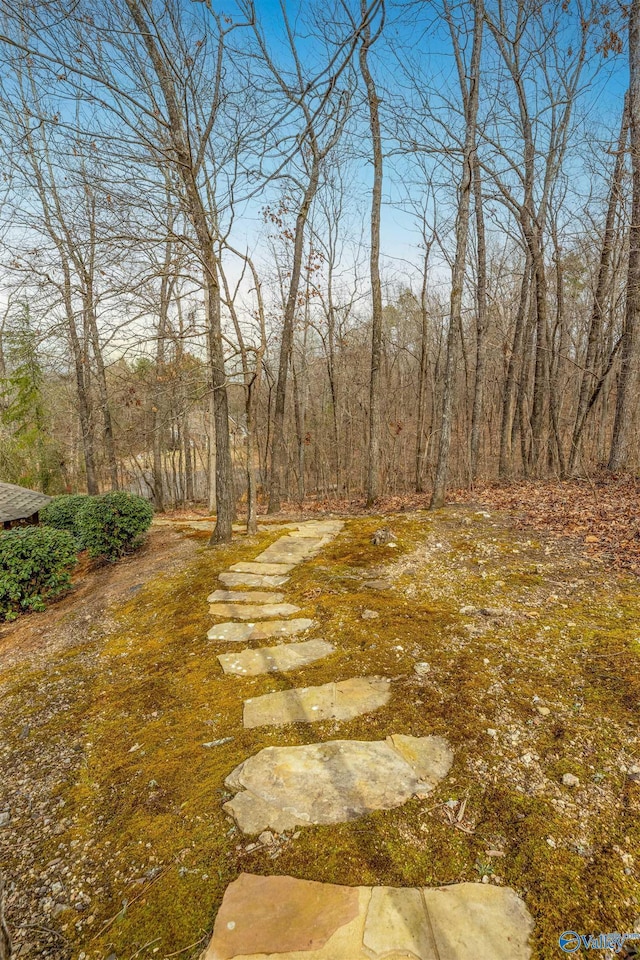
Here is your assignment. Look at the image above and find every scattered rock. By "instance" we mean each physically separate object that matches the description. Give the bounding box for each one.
[562,773,580,788]
[362,609,379,620]
[363,579,392,590]
[536,706,550,716]
[413,662,431,677]
[627,764,640,783]
[371,527,394,545]
[258,831,275,847]
[0,811,10,827]
[203,737,234,748]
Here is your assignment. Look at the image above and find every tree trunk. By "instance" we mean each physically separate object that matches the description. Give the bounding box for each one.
[267,156,320,513]
[610,3,640,470]
[359,1,384,506]
[470,156,488,481]
[415,245,431,492]
[499,256,531,477]
[431,0,483,508]
[570,95,629,473]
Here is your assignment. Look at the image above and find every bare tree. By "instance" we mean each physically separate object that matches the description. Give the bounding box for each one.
[431,0,483,508]
[358,0,385,505]
[610,0,640,469]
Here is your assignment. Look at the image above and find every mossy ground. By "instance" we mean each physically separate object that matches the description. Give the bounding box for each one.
[1,508,639,959]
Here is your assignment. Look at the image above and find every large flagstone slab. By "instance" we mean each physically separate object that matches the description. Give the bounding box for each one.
[254,536,327,565]
[229,561,295,575]
[217,639,335,676]
[208,618,315,643]
[223,734,453,834]
[243,676,391,728]
[209,602,301,621]
[207,589,285,603]
[218,572,290,588]
[204,873,534,960]
[287,520,345,538]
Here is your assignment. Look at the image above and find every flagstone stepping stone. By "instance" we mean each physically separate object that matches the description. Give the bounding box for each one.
[219,572,290,588]
[204,873,534,960]
[287,520,345,538]
[229,561,295,575]
[223,734,453,834]
[207,590,285,603]
[243,677,391,728]
[217,639,335,676]
[254,536,327,565]
[207,618,315,643]
[209,602,301,621]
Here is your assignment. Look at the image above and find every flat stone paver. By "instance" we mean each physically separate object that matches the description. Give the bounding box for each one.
[254,536,327,565]
[204,873,534,960]
[209,602,301,621]
[229,561,295,575]
[219,572,290,588]
[223,734,453,834]
[243,677,391,728]
[207,590,285,603]
[217,639,335,676]
[287,520,344,538]
[208,618,315,643]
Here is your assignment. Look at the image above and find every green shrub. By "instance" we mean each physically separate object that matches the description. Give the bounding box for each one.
[0,526,77,620]
[77,491,154,560]
[41,494,88,543]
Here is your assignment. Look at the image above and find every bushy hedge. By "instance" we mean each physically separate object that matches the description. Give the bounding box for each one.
[76,491,154,560]
[0,526,77,620]
[41,494,88,543]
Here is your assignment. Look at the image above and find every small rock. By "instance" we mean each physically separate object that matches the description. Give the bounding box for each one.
[364,579,392,591]
[0,811,10,827]
[413,662,431,677]
[536,706,550,716]
[362,609,379,620]
[203,737,234,748]
[18,724,30,740]
[486,729,497,738]
[627,764,640,783]
[481,874,489,884]
[371,527,394,545]
[258,831,275,847]
[562,773,580,788]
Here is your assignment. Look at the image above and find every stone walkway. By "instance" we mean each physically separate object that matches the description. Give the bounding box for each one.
[204,874,535,960]
[203,519,534,958]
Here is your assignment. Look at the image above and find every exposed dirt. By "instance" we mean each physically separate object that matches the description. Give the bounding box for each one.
[0,528,197,672]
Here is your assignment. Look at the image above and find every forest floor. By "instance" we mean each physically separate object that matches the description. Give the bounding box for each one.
[1,483,639,959]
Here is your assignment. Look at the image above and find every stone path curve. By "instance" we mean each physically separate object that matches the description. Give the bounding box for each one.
[202,519,534,958]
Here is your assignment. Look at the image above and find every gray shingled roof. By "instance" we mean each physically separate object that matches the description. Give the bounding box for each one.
[0,482,52,523]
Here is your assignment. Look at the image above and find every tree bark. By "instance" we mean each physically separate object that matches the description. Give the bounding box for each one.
[359,0,384,506]
[470,155,488,481]
[610,2,640,471]
[267,156,321,513]
[570,95,629,472]
[431,0,483,508]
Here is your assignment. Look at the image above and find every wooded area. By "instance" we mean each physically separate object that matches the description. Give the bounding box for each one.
[0,0,637,542]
